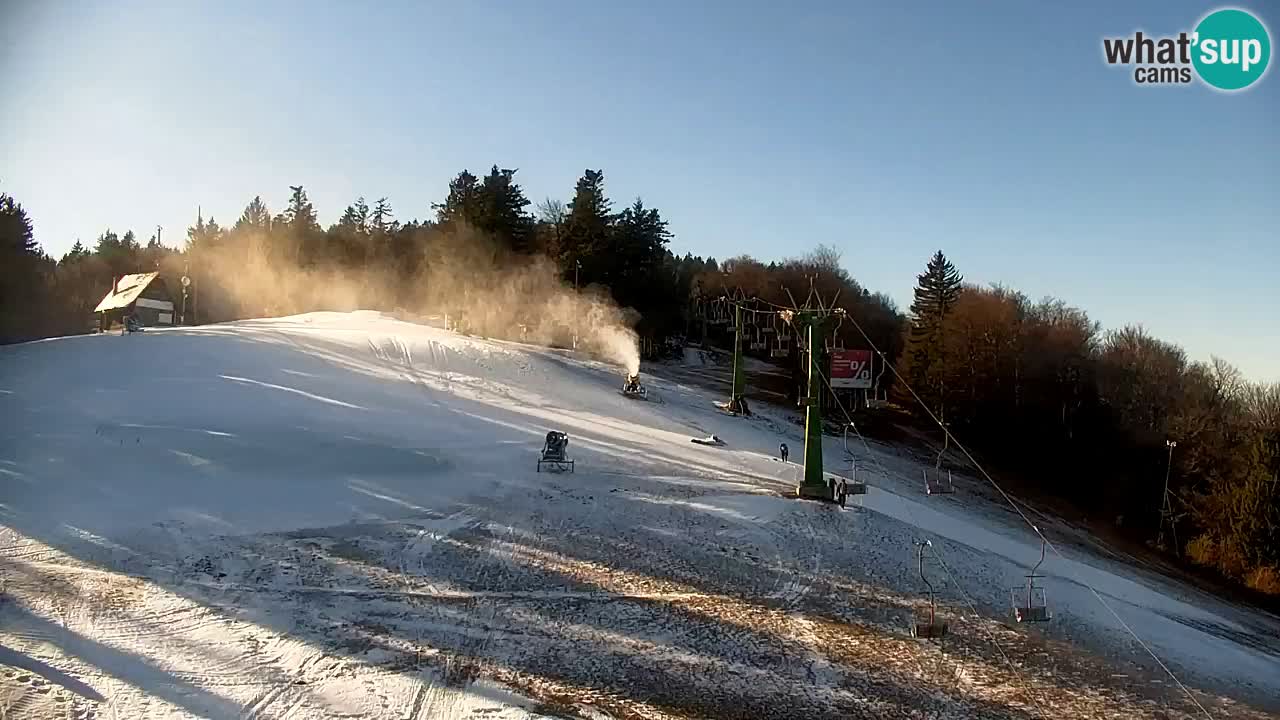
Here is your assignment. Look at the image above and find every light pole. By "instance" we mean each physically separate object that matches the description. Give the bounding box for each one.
[1158,439,1177,552]
[573,260,581,350]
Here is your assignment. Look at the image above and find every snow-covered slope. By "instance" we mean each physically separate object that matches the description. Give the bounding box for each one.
[1,312,1277,719]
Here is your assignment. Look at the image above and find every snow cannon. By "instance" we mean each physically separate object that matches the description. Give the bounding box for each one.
[621,372,648,400]
[537,430,574,473]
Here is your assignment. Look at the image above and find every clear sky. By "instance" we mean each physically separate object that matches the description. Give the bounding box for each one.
[3,0,1276,380]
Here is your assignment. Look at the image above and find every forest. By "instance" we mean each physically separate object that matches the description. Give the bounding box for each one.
[1,169,1276,598]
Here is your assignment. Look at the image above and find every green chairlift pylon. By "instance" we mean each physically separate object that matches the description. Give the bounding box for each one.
[722,289,752,416]
[781,278,848,505]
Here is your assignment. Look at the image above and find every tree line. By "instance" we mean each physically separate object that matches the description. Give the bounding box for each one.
[897,251,1279,596]
[1,172,1276,596]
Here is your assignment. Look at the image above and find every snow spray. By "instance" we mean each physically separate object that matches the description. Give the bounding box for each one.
[185,221,644,372]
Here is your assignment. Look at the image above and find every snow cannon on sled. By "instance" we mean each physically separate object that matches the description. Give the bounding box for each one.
[537,431,575,473]
[621,372,648,400]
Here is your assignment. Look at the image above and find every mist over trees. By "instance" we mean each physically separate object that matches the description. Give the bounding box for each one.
[1,172,1276,596]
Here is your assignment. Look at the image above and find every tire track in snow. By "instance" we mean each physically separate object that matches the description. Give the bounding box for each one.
[240,680,291,720]
[405,678,429,720]
[239,650,325,720]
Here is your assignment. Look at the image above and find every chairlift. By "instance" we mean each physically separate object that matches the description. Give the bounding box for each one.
[923,467,955,495]
[827,313,847,353]
[1011,535,1051,623]
[924,430,956,495]
[911,540,948,640]
[828,331,845,353]
[772,317,793,357]
[866,351,891,409]
[846,457,868,496]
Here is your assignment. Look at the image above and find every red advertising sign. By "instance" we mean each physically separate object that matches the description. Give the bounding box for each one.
[830,349,873,389]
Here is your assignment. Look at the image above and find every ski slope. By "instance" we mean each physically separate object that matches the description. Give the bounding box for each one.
[1,312,1277,719]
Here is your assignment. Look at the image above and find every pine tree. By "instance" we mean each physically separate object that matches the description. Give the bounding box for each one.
[235,196,272,232]
[611,197,676,330]
[276,186,321,266]
[434,171,482,227]
[0,190,44,343]
[280,185,319,232]
[560,170,613,284]
[185,211,223,253]
[477,166,533,253]
[611,197,671,302]
[337,199,370,234]
[96,229,121,255]
[62,240,89,263]
[371,197,394,234]
[0,192,37,256]
[903,250,963,417]
[434,167,533,254]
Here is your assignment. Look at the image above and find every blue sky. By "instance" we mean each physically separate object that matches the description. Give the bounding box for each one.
[3,0,1276,380]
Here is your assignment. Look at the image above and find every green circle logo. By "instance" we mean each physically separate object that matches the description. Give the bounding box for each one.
[1192,9,1271,90]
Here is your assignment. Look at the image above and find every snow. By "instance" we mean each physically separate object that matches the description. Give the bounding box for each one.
[2,311,1278,719]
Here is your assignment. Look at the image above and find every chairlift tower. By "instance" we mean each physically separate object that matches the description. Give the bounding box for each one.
[782,278,846,503]
[722,288,750,415]
[729,301,746,411]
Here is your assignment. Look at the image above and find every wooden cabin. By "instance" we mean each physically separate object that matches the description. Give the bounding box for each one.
[93,272,176,331]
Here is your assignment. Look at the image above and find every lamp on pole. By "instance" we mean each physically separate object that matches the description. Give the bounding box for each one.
[573,260,582,350]
[1158,439,1178,552]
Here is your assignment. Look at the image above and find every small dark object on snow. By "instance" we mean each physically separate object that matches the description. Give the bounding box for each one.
[537,431,575,473]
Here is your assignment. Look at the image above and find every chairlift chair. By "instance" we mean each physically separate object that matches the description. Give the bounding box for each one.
[924,436,956,495]
[865,352,890,409]
[846,458,868,496]
[923,467,955,495]
[828,332,845,353]
[911,541,949,640]
[772,320,792,358]
[1011,537,1052,623]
